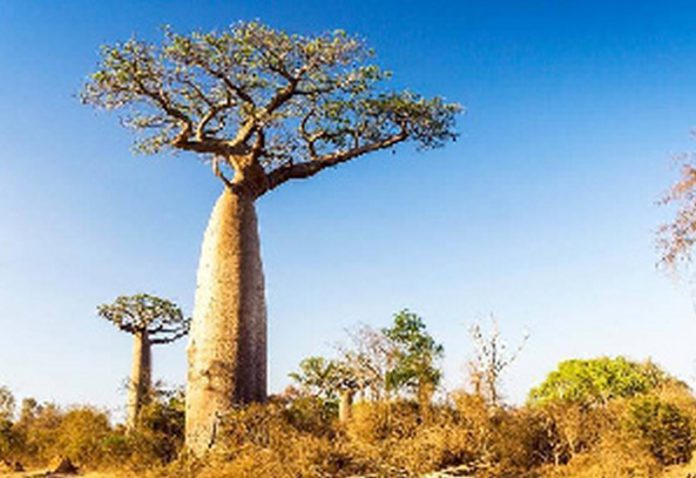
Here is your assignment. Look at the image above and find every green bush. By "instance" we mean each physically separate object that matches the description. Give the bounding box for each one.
[528,357,672,407]
[626,395,694,465]
[52,407,112,467]
[127,387,186,467]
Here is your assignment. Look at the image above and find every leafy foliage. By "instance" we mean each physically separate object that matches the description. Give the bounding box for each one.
[528,357,672,407]
[626,395,694,465]
[289,356,354,402]
[383,309,444,401]
[81,21,460,195]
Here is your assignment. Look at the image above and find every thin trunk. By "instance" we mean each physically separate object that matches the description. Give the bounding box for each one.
[418,381,434,421]
[126,330,151,430]
[338,390,354,423]
[186,188,267,456]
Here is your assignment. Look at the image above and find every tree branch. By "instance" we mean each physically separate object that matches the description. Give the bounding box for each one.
[267,129,408,190]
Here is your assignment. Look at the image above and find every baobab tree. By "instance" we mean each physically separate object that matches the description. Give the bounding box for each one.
[82,21,460,454]
[97,293,189,429]
[289,356,357,423]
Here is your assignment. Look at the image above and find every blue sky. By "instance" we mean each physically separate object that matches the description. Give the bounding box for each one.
[2,0,696,416]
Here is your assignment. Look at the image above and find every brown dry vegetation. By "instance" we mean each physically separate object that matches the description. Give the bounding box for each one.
[1,373,696,478]
[1,317,693,477]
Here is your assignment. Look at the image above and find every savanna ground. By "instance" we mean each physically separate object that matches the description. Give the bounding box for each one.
[4,319,696,478]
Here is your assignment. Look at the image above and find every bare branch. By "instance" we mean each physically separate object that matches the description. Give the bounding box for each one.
[268,129,407,189]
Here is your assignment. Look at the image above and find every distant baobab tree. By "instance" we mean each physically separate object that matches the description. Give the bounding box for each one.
[97,293,189,429]
[82,21,461,454]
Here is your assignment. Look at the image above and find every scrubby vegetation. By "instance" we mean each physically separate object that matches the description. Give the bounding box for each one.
[1,313,695,477]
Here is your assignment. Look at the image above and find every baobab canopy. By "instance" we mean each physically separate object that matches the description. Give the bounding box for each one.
[97,293,190,344]
[81,21,461,196]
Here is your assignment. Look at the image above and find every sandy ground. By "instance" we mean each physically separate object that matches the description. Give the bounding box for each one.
[0,460,695,478]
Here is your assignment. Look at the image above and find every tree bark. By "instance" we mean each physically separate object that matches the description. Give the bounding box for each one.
[417,382,434,422]
[185,187,267,456]
[338,390,354,423]
[126,330,151,430]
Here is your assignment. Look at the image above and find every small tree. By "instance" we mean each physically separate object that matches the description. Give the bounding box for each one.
[82,21,460,454]
[468,316,528,405]
[97,294,189,429]
[339,324,396,402]
[289,356,356,422]
[383,309,444,412]
[289,356,343,402]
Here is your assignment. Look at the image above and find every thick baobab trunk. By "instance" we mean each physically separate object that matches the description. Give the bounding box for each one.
[338,390,354,423]
[186,188,267,455]
[126,330,151,430]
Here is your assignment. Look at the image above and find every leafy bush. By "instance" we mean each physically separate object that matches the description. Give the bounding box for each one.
[626,395,694,465]
[125,386,186,467]
[528,357,671,406]
[10,401,115,469]
[51,407,113,466]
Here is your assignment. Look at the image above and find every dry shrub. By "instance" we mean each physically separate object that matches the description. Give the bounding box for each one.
[538,394,692,478]
[489,407,557,476]
[122,387,186,469]
[3,387,186,472]
[541,429,660,478]
[345,394,544,476]
[4,378,695,477]
[51,407,113,467]
[196,402,367,478]
[12,403,116,469]
[347,400,420,443]
[625,395,694,466]
[279,395,336,436]
[385,420,475,475]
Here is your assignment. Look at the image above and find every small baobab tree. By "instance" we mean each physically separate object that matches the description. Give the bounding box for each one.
[97,293,189,429]
[289,356,357,423]
[339,324,396,403]
[82,21,460,454]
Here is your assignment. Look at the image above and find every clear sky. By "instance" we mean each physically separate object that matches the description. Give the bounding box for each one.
[2,0,696,417]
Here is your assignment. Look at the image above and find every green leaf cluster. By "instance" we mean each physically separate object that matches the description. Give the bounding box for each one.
[528,357,674,407]
[383,309,444,395]
[81,21,461,181]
